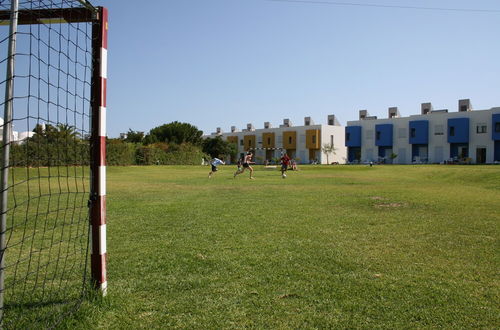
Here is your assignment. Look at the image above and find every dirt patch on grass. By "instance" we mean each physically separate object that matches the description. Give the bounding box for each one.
[370,196,385,200]
[374,202,407,208]
[278,293,300,299]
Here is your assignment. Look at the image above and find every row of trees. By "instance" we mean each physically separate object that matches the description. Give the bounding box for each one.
[10,121,236,166]
[10,124,89,166]
[121,121,237,160]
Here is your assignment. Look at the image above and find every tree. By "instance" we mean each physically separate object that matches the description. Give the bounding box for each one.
[202,136,237,159]
[147,121,203,145]
[321,143,336,164]
[31,123,79,143]
[123,129,144,143]
[142,133,158,145]
[55,124,79,140]
[11,123,88,167]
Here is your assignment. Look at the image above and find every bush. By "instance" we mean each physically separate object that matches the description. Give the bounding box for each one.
[10,139,90,167]
[136,143,208,165]
[163,149,207,165]
[135,145,167,165]
[9,137,208,167]
[107,140,136,165]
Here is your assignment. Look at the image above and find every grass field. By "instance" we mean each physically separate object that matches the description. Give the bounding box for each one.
[3,167,90,329]
[50,164,500,328]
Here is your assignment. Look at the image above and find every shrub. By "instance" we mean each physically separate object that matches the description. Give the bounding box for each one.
[10,139,90,167]
[107,140,136,165]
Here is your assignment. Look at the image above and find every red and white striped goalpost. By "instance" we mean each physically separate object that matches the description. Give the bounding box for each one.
[90,6,108,295]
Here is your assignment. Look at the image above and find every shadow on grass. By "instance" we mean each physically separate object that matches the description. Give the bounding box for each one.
[4,291,91,329]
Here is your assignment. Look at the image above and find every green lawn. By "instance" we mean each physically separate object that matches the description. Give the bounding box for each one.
[3,167,90,329]
[54,165,499,328]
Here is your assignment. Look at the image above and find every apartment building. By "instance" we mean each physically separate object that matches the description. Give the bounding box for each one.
[207,115,347,164]
[0,117,35,144]
[345,99,500,164]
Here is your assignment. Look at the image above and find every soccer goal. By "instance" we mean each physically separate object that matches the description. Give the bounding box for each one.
[0,0,107,327]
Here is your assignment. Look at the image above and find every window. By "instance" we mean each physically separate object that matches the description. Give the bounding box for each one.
[240,139,244,146]
[305,120,310,126]
[267,137,271,144]
[312,135,316,144]
[330,135,334,145]
[460,105,468,112]
[410,128,416,138]
[288,136,292,144]
[496,122,500,132]
[346,132,350,141]
[449,126,455,136]
[476,124,487,134]
[328,119,334,125]
[423,108,430,114]
[434,125,444,135]
[376,131,381,140]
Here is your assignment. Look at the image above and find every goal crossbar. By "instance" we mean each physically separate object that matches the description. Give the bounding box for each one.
[0,7,97,25]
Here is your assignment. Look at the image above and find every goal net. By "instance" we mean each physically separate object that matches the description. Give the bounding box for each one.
[0,0,107,327]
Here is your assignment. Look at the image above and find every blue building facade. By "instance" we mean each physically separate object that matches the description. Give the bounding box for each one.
[345,126,362,162]
[409,120,429,162]
[447,118,470,159]
[345,101,500,164]
[493,114,500,161]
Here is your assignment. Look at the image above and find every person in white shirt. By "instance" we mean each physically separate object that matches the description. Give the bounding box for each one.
[208,157,225,178]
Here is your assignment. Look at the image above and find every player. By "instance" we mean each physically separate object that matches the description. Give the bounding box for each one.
[208,157,225,178]
[234,152,255,179]
[280,152,291,178]
[236,156,243,172]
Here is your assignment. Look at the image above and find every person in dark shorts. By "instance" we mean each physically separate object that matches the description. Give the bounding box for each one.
[236,156,243,172]
[208,157,225,178]
[280,153,291,178]
[234,152,255,179]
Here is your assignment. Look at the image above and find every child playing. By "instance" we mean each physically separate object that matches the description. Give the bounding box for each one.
[208,157,225,178]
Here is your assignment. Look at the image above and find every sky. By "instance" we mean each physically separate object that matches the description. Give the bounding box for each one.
[90,0,500,137]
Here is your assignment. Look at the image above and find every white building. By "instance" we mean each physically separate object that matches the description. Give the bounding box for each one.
[345,99,500,164]
[206,115,347,164]
[0,117,36,144]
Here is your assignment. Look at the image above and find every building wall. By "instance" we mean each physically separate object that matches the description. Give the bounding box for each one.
[207,124,347,164]
[204,104,500,165]
[262,132,275,148]
[321,125,346,164]
[346,107,500,164]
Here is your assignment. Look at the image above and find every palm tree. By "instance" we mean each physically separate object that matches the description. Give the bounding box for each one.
[321,143,336,164]
[56,124,79,140]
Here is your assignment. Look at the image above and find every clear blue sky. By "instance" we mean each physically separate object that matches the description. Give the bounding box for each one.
[92,0,500,137]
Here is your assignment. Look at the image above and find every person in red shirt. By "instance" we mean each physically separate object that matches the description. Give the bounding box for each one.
[280,153,291,178]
